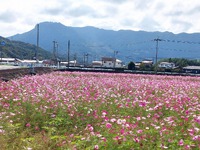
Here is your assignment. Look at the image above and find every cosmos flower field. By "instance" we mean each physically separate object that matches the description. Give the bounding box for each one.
[0,72,200,149]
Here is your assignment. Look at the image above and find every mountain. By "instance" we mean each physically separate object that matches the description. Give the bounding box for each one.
[0,36,52,60]
[8,22,200,63]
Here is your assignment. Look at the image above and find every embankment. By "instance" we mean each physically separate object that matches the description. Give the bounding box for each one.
[0,67,54,81]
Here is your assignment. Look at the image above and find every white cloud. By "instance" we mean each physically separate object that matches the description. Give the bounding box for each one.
[0,0,200,37]
[0,10,18,23]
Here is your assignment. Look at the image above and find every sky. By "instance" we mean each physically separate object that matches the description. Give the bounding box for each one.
[0,0,200,37]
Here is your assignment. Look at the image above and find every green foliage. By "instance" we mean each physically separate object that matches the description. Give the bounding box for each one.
[0,36,52,60]
[139,63,154,71]
[158,58,200,68]
[127,61,135,70]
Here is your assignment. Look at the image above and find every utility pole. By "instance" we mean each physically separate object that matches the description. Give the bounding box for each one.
[85,53,89,67]
[56,43,59,68]
[67,40,70,69]
[93,55,97,61]
[73,53,77,66]
[83,53,86,67]
[53,41,57,65]
[35,24,39,61]
[74,53,77,61]
[113,50,118,68]
[154,38,163,74]
[56,43,59,59]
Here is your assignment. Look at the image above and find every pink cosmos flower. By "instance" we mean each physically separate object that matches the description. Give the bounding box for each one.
[26,123,31,127]
[102,110,107,117]
[195,116,200,125]
[117,119,122,125]
[101,137,107,142]
[94,145,99,150]
[0,129,5,134]
[192,135,200,141]
[106,123,112,129]
[178,139,184,146]
[89,126,94,132]
[113,136,121,141]
[35,126,39,131]
[185,145,190,149]
[110,118,116,122]
[134,137,140,143]
[120,129,125,134]
[185,110,189,115]
[137,129,143,134]
[136,117,141,121]
[139,101,146,107]
[87,124,94,132]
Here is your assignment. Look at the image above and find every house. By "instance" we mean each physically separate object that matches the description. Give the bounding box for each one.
[183,66,200,74]
[0,58,19,65]
[42,59,54,66]
[92,61,102,67]
[141,60,153,67]
[60,60,77,67]
[135,62,141,69]
[115,59,123,68]
[102,57,123,68]
[159,62,175,69]
[22,60,44,67]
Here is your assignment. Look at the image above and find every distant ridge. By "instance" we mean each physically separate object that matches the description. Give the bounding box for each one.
[0,36,52,60]
[8,22,200,62]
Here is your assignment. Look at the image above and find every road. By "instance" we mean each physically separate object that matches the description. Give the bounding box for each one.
[0,65,21,70]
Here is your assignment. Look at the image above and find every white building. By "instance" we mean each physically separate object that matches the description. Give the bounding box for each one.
[16,59,44,67]
[158,62,175,69]
[0,58,18,65]
[92,61,102,67]
[142,60,153,66]
[135,62,141,69]
[102,57,123,68]
[60,60,77,66]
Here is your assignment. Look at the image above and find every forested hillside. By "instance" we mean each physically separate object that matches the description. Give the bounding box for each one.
[0,36,52,60]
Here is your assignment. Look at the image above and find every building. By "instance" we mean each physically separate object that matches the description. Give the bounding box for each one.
[159,62,175,69]
[0,58,18,65]
[92,61,102,67]
[183,66,200,74]
[134,62,141,69]
[102,57,122,68]
[18,59,44,67]
[60,60,77,67]
[141,60,153,67]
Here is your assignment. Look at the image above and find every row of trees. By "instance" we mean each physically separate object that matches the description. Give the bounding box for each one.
[127,58,200,72]
[160,58,200,68]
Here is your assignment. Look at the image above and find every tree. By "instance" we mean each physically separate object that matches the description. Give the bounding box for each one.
[128,61,135,70]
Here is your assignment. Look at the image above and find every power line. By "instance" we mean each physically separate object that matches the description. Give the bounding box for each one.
[52,38,200,51]
[163,39,200,45]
